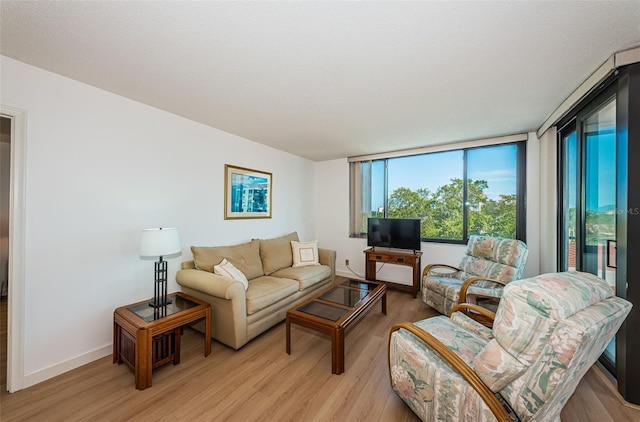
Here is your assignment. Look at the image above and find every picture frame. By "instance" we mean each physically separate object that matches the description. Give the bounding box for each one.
[224,164,272,219]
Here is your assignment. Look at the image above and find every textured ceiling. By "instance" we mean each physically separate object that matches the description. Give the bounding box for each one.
[1,1,639,161]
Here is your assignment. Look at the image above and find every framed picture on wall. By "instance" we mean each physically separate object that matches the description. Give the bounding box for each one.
[224,164,272,219]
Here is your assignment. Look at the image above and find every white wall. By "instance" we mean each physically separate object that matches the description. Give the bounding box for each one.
[315,133,541,286]
[1,56,317,387]
[538,127,558,273]
[525,132,541,277]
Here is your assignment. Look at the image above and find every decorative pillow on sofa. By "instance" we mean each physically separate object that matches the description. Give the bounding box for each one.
[213,258,249,290]
[291,240,320,267]
[258,231,299,274]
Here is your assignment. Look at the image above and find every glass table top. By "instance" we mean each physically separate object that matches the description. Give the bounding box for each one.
[296,279,381,321]
[318,286,368,307]
[298,301,348,322]
[340,280,378,291]
[127,294,198,322]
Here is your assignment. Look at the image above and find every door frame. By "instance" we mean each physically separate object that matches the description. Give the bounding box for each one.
[1,105,27,393]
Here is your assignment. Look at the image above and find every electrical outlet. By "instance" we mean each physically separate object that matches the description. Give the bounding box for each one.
[345,259,350,266]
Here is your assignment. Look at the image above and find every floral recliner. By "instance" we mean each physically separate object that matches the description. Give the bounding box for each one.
[422,235,528,317]
[390,271,632,421]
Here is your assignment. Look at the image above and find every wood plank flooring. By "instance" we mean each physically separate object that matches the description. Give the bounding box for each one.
[1,281,639,421]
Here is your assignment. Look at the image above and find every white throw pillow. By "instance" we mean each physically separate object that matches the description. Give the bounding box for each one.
[214,258,249,290]
[291,240,321,267]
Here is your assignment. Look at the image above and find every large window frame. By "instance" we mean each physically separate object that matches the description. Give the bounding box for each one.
[349,140,527,245]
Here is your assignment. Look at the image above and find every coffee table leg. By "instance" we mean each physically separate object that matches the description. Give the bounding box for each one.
[173,328,181,365]
[382,291,387,315]
[206,307,212,356]
[113,322,121,364]
[286,314,291,354]
[332,327,345,375]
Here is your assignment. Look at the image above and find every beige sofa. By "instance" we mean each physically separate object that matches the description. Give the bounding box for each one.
[176,232,336,349]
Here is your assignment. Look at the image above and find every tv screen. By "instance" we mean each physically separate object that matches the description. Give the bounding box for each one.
[367,218,421,251]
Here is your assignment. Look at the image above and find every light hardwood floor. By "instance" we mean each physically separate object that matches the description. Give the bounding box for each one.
[1,282,639,421]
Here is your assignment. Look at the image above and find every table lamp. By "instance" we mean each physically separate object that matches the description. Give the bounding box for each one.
[139,227,181,307]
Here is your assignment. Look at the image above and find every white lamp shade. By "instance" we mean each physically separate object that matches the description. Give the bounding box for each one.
[139,227,181,258]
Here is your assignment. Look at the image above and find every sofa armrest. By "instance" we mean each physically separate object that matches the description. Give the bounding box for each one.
[318,248,336,282]
[181,260,197,270]
[176,269,245,300]
[176,268,249,349]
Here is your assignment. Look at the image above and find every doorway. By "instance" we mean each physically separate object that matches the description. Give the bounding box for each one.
[0,105,27,393]
[0,116,9,393]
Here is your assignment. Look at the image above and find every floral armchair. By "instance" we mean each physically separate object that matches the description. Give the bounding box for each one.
[422,235,528,320]
[389,271,632,422]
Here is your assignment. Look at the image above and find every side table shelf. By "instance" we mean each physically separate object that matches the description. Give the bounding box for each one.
[364,248,423,297]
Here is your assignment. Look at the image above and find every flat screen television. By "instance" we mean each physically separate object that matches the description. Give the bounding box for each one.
[367,218,421,251]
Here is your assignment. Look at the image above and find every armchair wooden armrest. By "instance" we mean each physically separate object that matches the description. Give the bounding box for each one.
[421,263,462,278]
[458,276,506,304]
[389,322,511,422]
[458,278,504,328]
[450,303,496,321]
[450,303,496,328]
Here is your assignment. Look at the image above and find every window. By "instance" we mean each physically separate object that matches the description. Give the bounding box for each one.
[350,142,526,243]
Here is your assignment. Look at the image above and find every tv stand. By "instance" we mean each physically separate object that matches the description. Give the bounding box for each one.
[364,248,423,298]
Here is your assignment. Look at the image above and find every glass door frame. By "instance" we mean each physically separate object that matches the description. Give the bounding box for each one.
[557,119,578,273]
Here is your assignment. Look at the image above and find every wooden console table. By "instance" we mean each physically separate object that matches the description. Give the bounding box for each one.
[364,248,423,297]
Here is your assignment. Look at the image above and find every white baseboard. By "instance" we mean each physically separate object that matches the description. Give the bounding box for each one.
[336,270,365,280]
[335,270,415,288]
[22,345,112,389]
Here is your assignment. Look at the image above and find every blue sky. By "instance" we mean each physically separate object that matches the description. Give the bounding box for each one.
[586,131,616,211]
[567,130,617,211]
[371,128,617,213]
[371,144,517,209]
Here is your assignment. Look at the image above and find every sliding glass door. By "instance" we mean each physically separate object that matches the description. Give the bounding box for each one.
[583,98,617,288]
[559,61,640,404]
[559,89,618,370]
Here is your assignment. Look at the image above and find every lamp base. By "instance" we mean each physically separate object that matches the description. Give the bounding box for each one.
[149,257,172,308]
[148,297,172,308]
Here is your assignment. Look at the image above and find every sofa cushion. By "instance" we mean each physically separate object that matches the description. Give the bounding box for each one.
[245,276,299,315]
[271,265,331,291]
[291,240,320,267]
[258,231,299,275]
[191,239,264,280]
[214,258,249,290]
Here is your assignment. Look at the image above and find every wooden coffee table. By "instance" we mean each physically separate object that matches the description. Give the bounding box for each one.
[113,292,211,390]
[286,279,387,374]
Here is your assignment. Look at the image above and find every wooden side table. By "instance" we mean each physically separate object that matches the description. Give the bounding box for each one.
[113,292,211,390]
